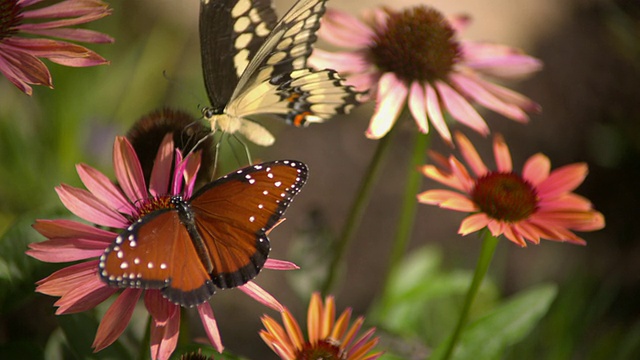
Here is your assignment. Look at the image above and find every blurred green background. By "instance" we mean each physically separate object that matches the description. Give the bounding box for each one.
[1,0,639,359]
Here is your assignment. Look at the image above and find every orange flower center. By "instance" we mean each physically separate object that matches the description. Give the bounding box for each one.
[296,339,345,360]
[368,6,461,83]
[134,195,174,219]
[0,0,22,40]
[471,172,538,222]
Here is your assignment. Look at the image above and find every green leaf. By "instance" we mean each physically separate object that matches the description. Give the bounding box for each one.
[431,283,558,360]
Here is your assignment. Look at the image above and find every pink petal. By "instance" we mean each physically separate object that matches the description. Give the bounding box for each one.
[417,190,477,212]
[538,193,594,212]
[366,72,408,139]
[55,184,129,228]
[197,303,224,353]
[76,163,136,215]
[467,74,541,113]
[514,222,542,244]
[4,37,109,67]
[425,83,452,143]
[25,27,114,43]
[318,8,375,48]
[454,132,488,177]
[533,210,605,232]
[150,307,180,360]
[492,134,512,172]
[149,134,174,197]
[421,164,466,191]
[502,225,527,247]
[344,72,379,93]
[0,44,52,93]
[27,238,105,262]
[450,73,529,122]
[408,82,429,133]
[447,14,472,33]
[171,149,185,196]
[20,12,111,31]
[238,281,283,312]
[522,153,550,186]
[93,288,142,352]
[264,258,300,270]
[448,156,477,193]
[308,49,372,75]
[113,136,147,204]
[183,151,202,198]
[22,0,112,19]
[55,281,116,315]
[537,163,588,198]
[32,219,115,242]
[461,42,543,79]
[35,260,99,296]
[459,213,491,235]
[144,290,178,326]
[436,81,489,136]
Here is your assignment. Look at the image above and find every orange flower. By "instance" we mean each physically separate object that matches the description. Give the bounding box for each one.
[418,132,605,246]
[260,292,383,360]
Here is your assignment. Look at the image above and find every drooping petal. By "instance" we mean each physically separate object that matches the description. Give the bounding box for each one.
[308,49,372,75]
[144,290,177,326]
[21,0,112,20]
[461,42,543,79]
[264,258,300,270]
[149,307,180,360]
[197,303,223,353]
[467,74,541,113]
[55,279,116,315]
[32,219,115,242]
[366,72,408,139]
[458,213,491,235]
[93,288,142,352]
[4,38,109,67]
[27,237,105,262]
[408,81,429,133]
[35,260,99,296]
[24,27,114,43]
[238,281,283,312]
[436,81,490,136]
[425,83,452,143]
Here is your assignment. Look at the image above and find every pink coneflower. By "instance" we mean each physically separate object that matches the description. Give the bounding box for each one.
[310,5,542,142]
[27,135,296,359]
[417,132,605,246]
[260,292,383,360]
[0,0,114,95]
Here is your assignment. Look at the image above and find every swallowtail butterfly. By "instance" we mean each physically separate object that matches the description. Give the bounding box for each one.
[200,0,362,146]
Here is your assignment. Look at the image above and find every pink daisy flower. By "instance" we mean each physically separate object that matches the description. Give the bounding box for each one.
[0,0,114,95]
[310,5,542,142]
[417,132,605,247]
[260,292,383,360]
[27,135,296,359]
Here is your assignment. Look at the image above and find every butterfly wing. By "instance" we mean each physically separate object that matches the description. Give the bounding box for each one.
[200,0,278,112]
[225,0,363,129]
[189,160,308,289]
[99,209,217,307]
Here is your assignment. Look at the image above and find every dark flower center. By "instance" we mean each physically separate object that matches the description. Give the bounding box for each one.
[368,6,462,83]
[0,0,23,40]
[296,339,345,360]
[471,172,538,222]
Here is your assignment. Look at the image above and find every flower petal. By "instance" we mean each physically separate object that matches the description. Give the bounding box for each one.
[150,307,180,360]
[408,81,429,133]
[318,8,375,47]
[93,288,142,352]
[307,293,322,344]
[113,136,147,204]
[149,134,174,197]
[461,41,543,79]
[436,81,489,136]
[35,260,99,296]
[55,184,129,228]
[417,189,477,212]
[4,38,109,67]
[492,134,512,172]
[522,153,550,186]
[76,163,136,215]
[454,132,488,177]
[197,302,224,353]
[55,278,116,315]
[27,237,105,262]
[264,258,300,270]
[458,213,491,235]
[425,83,452,143]
[32,219,115,242]
[238,281,283,312]
[537,163,588,198]
[366,72,408,139]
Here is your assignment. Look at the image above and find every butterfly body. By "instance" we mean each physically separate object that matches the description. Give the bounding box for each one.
[99,160,308,307]
[200,0,363,146]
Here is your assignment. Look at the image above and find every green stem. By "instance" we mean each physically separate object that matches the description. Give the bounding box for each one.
[383,131,430,291]
[442,230,500,360]
[320,126,396,295]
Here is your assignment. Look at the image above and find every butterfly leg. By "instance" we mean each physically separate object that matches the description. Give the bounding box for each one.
[230,133,253,166]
